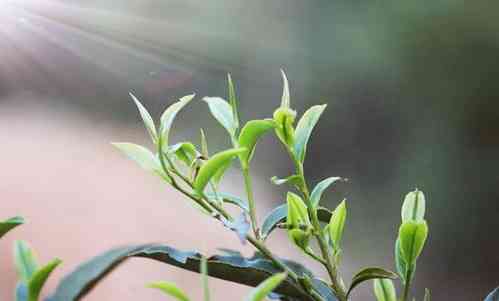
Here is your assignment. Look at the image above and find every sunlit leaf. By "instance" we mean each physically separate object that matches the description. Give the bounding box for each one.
[401,189,426,222]
[203,97,238,137]
[169,142,198,166]
[238,119,275,167]
[193,148,246,194]
[373,279,397,301]
[14,241,38,283]
[328,200,347,250]
[130,93,157,143]
[160,94,195,145]
[293,105,326,163]
[398,221,428,265]
[347,267,397,297]
[0,216,24,239]
[148,281,190,301]
[310,177,342,207]
[112,143,160,173]
[246,273,287,301]
[28,259,62,301]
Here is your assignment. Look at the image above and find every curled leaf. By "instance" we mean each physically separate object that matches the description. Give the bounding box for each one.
[160,94,195,145]
[401,189,426,222]
[0,216,24,239]
[310,177,342,207]
[328,200,347,250]
[293,104,327,163]
[286,192,310,229]
[347,267,397,297]
[246,272,288,301]
[238,119,275,167]
[203,97,238,137]
[193,148,246,194]
[130,93,157,143]
[148,281,190,301]
[169,142,198,166]
[273,107,296,147]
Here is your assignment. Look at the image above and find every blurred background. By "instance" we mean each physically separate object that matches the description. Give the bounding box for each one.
[1,0,498,300]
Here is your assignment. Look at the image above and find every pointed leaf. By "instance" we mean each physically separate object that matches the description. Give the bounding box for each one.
[148,281,190,301]
[28,259,62,301]
[14,241,38,283]
[227,74,240,129]
[238,119,275,167]
[328,200,347,250]
[246,273,288,301]
[112,143,161,173]
[169,142,198,166]
[160,94,195,145]
[293,105,326,163]
[373,279,397,301]
[398,221,428,265]
[130,93,157,143]
[280,70,290,108]
[347,267,398,297]
[203,97,238,136]
[310,177,342,207]
[270,175,303,189]
[286,192,310,228]
[401,189,426,222]
[273,107,296,147]
[47,244,318,301]
[193,148,246,194]
[484,287,499,301]
[0,216,24,239]
[200,129,209,157]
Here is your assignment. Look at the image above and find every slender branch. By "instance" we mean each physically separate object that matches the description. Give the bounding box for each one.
[401,267,413,301]
[242,167,260,239]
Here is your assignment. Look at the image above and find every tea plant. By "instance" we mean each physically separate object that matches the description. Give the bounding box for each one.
[2,72,499,300]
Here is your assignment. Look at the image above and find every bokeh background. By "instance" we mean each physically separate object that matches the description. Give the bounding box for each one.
[1,0,498,300]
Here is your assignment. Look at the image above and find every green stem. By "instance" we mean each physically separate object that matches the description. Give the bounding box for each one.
[242,167,260,239]
[401,267,413,301]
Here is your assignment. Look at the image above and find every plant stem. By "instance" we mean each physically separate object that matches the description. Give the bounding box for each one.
[242,167,260,239]
[401,267,413,301]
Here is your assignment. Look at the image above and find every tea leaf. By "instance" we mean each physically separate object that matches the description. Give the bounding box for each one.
[130,93,157,143]
[14,241,38,283]
[203,97,238,137]
[273,107,296,147]
[394,238,408,283]
[227,74,240,129]
[280,70,290,108]
[347,267,397,297]
[0,216,24,239]
[246,272,287,301]
[160,94,195,145]
[238,119,275,167]
[200,128,209,157]
[373,279,397,301]
[401,189,426,222]
[270,175,302,189]
[193,148,246,194]
[398,221,428,265]
[28,259,62,301]
[293,105,327,163]
[204,192,249,212]
[286,192,310,228]
[328,200,347,250]
[222,213,250,244]
[310,177,342,207]
[112,143,161,173]
[169,142,198,166]
[148,281,190,301]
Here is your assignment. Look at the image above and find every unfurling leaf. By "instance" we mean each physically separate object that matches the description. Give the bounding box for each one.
[193,148,246,194]
[288,229,311,251]
[238,119,275,167]
[203,97,238,137]
[484,287,499,301]
[246,272,288,301]
[347,267,397,297]
[0,216,24,239]
[28,258,62,301]
[293,104,326,163]
[227,74,240,129]
[310,177,342,207]
[398,220,428,265]
[14,241,38,283]
[401,189,426,222]
[273,107,296,147]
[373,279,397,301]
[169,142,198,166]
[286,192,310,229]
[160,94,195,145]
[130,93,157,143]
[148,281,190,301]
[328,200,347,250]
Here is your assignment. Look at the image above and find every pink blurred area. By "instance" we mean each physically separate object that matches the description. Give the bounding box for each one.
[0,96,274,300]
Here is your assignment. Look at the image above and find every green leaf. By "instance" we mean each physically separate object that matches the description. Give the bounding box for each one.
[270,175,303,189]
[401,189,426,222]
[200,128,209,157]
[273,107,296,147]
[48,244,319,301]
[204,192,249,212]
[28,259,62,301]
[261,204,332,240]
[484,287,498,301]
[0,216,24,239]
[293,105,327,163]
[328,200,347,250]
[227,74,240,129]
[200,257,210,301]
[203,97,238,136]
[280,70,290,108]
[193,148,246,194]
[288,229,311,251]
[112,143,161,173]
[347,267,398,297]
[148,281,190,301]
[394,238,408,283]
[246,272,287,301]
[310,177,342,207]
[130,93,157,143]
[160,94,195,146]
[169,142,198,166]
[14,241,38,283]
[423,288,431,301]
[373,279,397,301]
[238,119,275,167]
[286,192,310,228]
[398,220,428,265]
